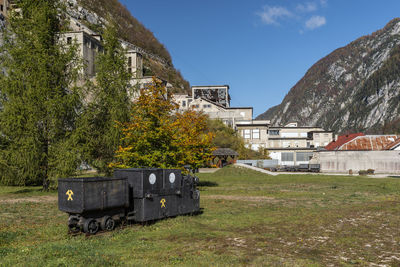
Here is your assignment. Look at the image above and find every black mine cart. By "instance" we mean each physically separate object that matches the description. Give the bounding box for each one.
[58,177,129,234]
[58,168,200,234]
[114,168,200,222]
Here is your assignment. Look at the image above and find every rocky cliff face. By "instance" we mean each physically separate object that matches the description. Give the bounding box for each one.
[64,0,189,92]
[257,18,400,134]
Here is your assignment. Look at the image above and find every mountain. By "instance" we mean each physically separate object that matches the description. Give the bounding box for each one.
[66,0,189,92]
[256,18,400,134]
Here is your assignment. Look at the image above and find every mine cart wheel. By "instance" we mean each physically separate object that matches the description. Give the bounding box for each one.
[83,219,99,235]
[100,216,115,231]
[68,217,80,233]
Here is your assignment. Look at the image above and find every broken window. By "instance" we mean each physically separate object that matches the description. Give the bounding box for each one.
[269,130,279,136]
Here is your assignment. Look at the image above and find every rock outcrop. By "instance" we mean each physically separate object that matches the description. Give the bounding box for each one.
[257,18,400,134]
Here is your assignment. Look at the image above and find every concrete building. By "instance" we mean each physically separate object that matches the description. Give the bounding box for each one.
[192,85,230,108]
[0,0,10,18]
[236,121,270,151]
[314,150,400,174]
[60,31,103,78]
[126,50,143,78]
[61,30,152,94]
[311,134,400,174]
[173,94,253,128]
[237,122,334,165]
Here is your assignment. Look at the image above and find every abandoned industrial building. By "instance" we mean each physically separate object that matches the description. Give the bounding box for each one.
[312,133,400,174]
[236,122,334,165]
[174,87,334,166]
[58,24,172,97]
[173,92,253,129]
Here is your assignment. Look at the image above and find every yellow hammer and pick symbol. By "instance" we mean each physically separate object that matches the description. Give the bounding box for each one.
[66,190,74,201]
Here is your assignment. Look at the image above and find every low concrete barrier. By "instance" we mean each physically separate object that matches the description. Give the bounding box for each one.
[234,163,279,176]
[236,160,278,168]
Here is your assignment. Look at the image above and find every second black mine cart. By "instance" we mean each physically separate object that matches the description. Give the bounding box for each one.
[58,168,200,234]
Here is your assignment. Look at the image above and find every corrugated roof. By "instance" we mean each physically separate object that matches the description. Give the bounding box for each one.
[384,137,400,150]
[325,133,365,150]
[339,135,399,150]
[212,148,239,156]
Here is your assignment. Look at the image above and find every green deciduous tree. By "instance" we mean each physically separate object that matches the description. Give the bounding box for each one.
[78,22,132,175]
[207,119,270,160]
[0,0,82,189]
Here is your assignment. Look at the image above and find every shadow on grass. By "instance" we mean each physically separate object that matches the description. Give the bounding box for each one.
[11,188,43,194]
[198,181,218,187]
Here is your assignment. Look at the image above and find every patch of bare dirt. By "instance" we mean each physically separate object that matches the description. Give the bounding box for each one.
[0,195,57,204]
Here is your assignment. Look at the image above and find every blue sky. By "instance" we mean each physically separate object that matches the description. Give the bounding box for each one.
[119,0,400,117]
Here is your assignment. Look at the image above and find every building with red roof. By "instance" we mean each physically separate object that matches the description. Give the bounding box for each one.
[325,133,364,150]
[325,133,400,151]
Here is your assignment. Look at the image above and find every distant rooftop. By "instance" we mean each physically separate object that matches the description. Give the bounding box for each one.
[325,133,365,150]
[326,134,400,151]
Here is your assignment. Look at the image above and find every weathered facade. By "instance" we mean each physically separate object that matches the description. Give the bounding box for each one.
[0,0,10,18]
[60,31,103,78]
[314,150,400,174]
[236,121,269,151]
[126,50,143,79]
[192,85,230,108]
[173,93,253,129]
[237,122,334,165]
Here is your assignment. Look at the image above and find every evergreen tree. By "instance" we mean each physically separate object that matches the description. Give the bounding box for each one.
[79,22,132,175]
[0,0,82,189]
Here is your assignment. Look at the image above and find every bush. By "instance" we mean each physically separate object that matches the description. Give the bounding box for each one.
[358,170,368,176]
[367,169,375,175]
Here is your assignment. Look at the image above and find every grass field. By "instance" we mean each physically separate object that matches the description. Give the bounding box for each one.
[1,166,400,266]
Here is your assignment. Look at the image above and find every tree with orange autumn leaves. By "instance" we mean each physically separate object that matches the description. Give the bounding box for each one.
[109,78,215,171]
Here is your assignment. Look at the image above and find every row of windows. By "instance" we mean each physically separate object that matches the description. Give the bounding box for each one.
[314,133,330,137]
[181,100,212,110]
[281,152,314,162]
[269,131,331,137]
[244,129,260,139]
[269,130,279,135]
[181,100,192,107]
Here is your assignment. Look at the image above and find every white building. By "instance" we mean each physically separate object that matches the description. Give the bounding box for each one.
[236,122,334,165]
[173,88,252,129]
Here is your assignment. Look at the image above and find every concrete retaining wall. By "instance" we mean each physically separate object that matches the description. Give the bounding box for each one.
[315,151,400,174]
[236,160,279,168]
